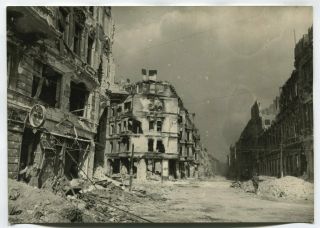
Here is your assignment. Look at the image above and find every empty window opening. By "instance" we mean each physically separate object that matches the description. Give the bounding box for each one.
[124,101,131,112]
[89,6,94,15]
[123,121,127,131]
[265,119,271,125]
[69,82,89,116]
[58,7,68,33]
[156,121,162,132]
[110,124,114,135]
[149,120,154,131]
[32,64,61,108]
[19,129,41,181]
[73,22,82,56]
[187,131,191,141]
[121,137,130,152]
[188,147,192,156]
[148,139,154,152]
[118,123,121,133]
[130,119,143,134]
[64,149,80,180]
[156,140,165,153]
[113,159,120,174]
[87,36,94,65]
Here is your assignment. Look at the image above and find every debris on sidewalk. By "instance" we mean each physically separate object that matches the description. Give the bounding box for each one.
[257,176,314,200]
[230,176,314,201]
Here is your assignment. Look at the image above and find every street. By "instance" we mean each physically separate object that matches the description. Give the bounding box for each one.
[129,178,313,223]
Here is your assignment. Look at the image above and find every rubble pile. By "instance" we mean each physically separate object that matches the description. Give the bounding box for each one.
[8,177,157,224]
[8,179,87,223]
[257,176,314,200]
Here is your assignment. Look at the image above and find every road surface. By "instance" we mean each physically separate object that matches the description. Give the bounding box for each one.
[129,178,313,223]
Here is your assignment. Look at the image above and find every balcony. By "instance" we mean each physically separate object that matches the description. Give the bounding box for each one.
[7,7,59,42]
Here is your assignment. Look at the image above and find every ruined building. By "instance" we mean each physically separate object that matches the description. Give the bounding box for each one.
[228,27,313,180]
[7,7,115,185]
[101,70,200,180]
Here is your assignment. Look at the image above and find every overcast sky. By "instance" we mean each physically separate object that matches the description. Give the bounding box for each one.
[112,6,312,162]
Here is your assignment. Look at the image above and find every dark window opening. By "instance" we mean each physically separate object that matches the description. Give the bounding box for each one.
[121,137,130,152]
[124,101,131,112]
[69,82,89,116]
[156,140,165,153]
[149,120,154,131]
[89,6,94,15]
[265,119,271,125]
[118,141,121,152]
[110,124,114,135]
[65,149,80,180]
[19,128,41,181]
[157,121,162,132]
[130,119,143,134]
[32,64,61,108]
[118,123,121,133]
[110,142,113,153]
[87,36,94,65]
[179,147,182,156]
[117,106,122,114]
[58,7,68,33]
[148,139,154,152]
[73,22,82,56]
[123,121,127,131]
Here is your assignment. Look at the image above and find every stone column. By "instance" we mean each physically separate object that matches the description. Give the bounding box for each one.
[162,159,169,180]
[87,140,95,179]
[137,158,147,181]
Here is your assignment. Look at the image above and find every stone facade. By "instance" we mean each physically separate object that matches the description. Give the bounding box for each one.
[7,7,115,185]
[228,27,313,181]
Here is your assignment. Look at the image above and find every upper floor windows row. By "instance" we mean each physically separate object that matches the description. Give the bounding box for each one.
[110,101,132,117]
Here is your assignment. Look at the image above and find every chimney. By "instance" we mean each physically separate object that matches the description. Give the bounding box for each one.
[142,68,147,81]
[148,70,157,81]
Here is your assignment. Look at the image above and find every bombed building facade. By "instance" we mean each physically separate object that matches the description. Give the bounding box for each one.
[101,70,201,181]
[228,27,313,180]
[7,6,115,185]
[101,71,201,180]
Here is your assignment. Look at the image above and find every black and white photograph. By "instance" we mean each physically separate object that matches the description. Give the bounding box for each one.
[4,3,316,225]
